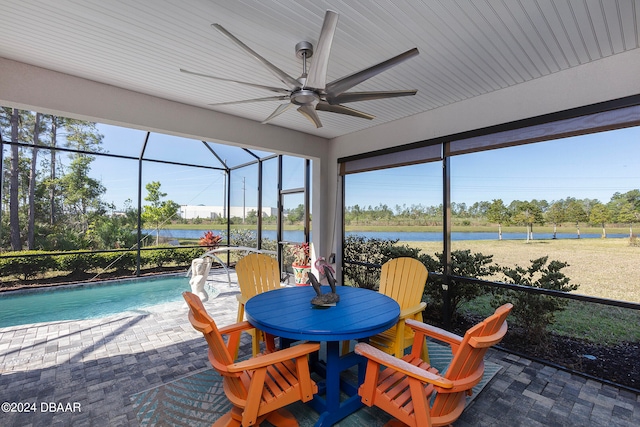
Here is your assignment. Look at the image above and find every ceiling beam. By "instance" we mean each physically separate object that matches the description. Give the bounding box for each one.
[0,57,328,159]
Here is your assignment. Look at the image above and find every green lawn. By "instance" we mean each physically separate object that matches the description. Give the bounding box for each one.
[458,295,640,345]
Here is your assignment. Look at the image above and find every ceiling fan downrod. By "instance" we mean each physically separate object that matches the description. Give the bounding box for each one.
[295,41,314,76]
[293,41,319,105]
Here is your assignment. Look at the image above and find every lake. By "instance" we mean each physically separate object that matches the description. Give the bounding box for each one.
[144,229,627,242]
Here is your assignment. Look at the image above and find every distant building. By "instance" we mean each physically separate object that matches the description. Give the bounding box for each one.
[179,205,276,220]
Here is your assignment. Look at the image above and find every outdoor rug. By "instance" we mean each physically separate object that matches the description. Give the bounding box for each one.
[131,341,502,426]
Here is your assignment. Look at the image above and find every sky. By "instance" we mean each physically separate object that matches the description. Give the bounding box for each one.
[345,126,640,209]
[88,124,306,212]
[75,123,640,212]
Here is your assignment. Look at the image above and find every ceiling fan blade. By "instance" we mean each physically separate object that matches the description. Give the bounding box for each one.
[326,48,419,97]
[180,69,289,94]
[305,10,339,89]
[317,102,375,120]
[297,105,323,128]
[208,96,289,106]
[262,103,294,124]
[326,89,417,105]
[212,24,300,90]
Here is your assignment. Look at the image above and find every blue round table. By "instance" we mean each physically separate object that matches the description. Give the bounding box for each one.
[245,285,400,426]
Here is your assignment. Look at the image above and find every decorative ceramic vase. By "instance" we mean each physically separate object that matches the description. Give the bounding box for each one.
[292,264,311,286]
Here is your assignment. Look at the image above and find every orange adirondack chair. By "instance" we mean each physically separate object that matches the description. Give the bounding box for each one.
[235,253,283,356]
[183,291,320,427]
[355,303,513,427]
[368,257,429,361]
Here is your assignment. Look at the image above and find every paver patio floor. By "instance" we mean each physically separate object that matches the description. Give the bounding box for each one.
[1,270,638,426]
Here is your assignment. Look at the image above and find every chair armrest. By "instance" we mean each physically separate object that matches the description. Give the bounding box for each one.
[218,321,255,355]
[399,302,427,319]
[406,318,462,347]
[469,322,508,348]
[218,320,254,335]
[229,342,321,372]
[354,343,453,389]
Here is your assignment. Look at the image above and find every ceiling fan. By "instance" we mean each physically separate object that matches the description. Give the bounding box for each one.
[180,10,419,128]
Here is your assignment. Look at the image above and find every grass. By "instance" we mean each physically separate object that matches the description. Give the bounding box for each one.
[554,301,640,344]
[458,295,640,345]
[404,237,640,303]
[410,237,639,346]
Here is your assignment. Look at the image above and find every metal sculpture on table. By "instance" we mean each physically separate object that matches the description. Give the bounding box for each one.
[309,265,340,306]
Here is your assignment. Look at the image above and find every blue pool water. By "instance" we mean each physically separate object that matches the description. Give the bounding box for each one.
[0,275,193,328]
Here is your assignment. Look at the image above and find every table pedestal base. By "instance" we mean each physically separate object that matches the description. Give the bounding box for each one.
[307,341,366,427]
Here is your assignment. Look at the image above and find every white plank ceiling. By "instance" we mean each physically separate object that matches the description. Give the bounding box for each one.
[1,0,639,139]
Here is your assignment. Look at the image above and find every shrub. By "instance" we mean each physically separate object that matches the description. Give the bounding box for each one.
[492,256,579,344]
[343,236,500,321]
[108,251,137,271]
[260,237,278,252]
[145,248,175,267]
[0,251,58,280]
[56,251,99,274]
[226,229,257,247]
[343,235,437,289]
[425,249,499,321]
[172,247,204,266]
[343,235,399,289]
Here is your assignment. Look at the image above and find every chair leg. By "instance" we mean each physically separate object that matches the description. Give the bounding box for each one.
[341,340,351,355]
[251,329,262,356]
[265,408,299,427]
[421,341,430,363]
[236,304,245,324]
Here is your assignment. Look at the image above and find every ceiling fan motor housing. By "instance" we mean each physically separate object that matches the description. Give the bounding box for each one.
[291,89,319,105]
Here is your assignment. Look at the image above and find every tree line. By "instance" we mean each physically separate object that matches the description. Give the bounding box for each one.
[0,108,188,252]
[1,108,123,251]
[345,191,640,239]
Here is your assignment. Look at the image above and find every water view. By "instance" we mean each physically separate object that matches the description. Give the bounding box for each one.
[145,229,628,242]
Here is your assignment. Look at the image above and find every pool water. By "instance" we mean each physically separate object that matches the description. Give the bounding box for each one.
[0,275,195,328]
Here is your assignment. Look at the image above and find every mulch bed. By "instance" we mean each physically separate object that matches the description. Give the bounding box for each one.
[448,314,639,391]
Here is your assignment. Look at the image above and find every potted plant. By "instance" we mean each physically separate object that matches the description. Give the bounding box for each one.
[289,242,311,286]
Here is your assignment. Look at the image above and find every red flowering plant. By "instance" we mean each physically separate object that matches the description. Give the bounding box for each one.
[199,231,222,250]
[288,242,310,266]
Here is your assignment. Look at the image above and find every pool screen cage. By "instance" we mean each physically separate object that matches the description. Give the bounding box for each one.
[0,119,311,283]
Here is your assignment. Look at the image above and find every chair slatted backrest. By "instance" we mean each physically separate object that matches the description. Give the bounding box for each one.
[379,257,429,310]
[236,253,281,302]
[379,257,428,311]
[183,291,248,399]
[431,303,512,417]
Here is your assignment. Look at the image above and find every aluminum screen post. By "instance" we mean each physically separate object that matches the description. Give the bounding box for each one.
[442,150,452,329]
[136,132,150,276]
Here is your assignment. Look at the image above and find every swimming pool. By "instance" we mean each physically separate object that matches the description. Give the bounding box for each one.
[0,275,205,328]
